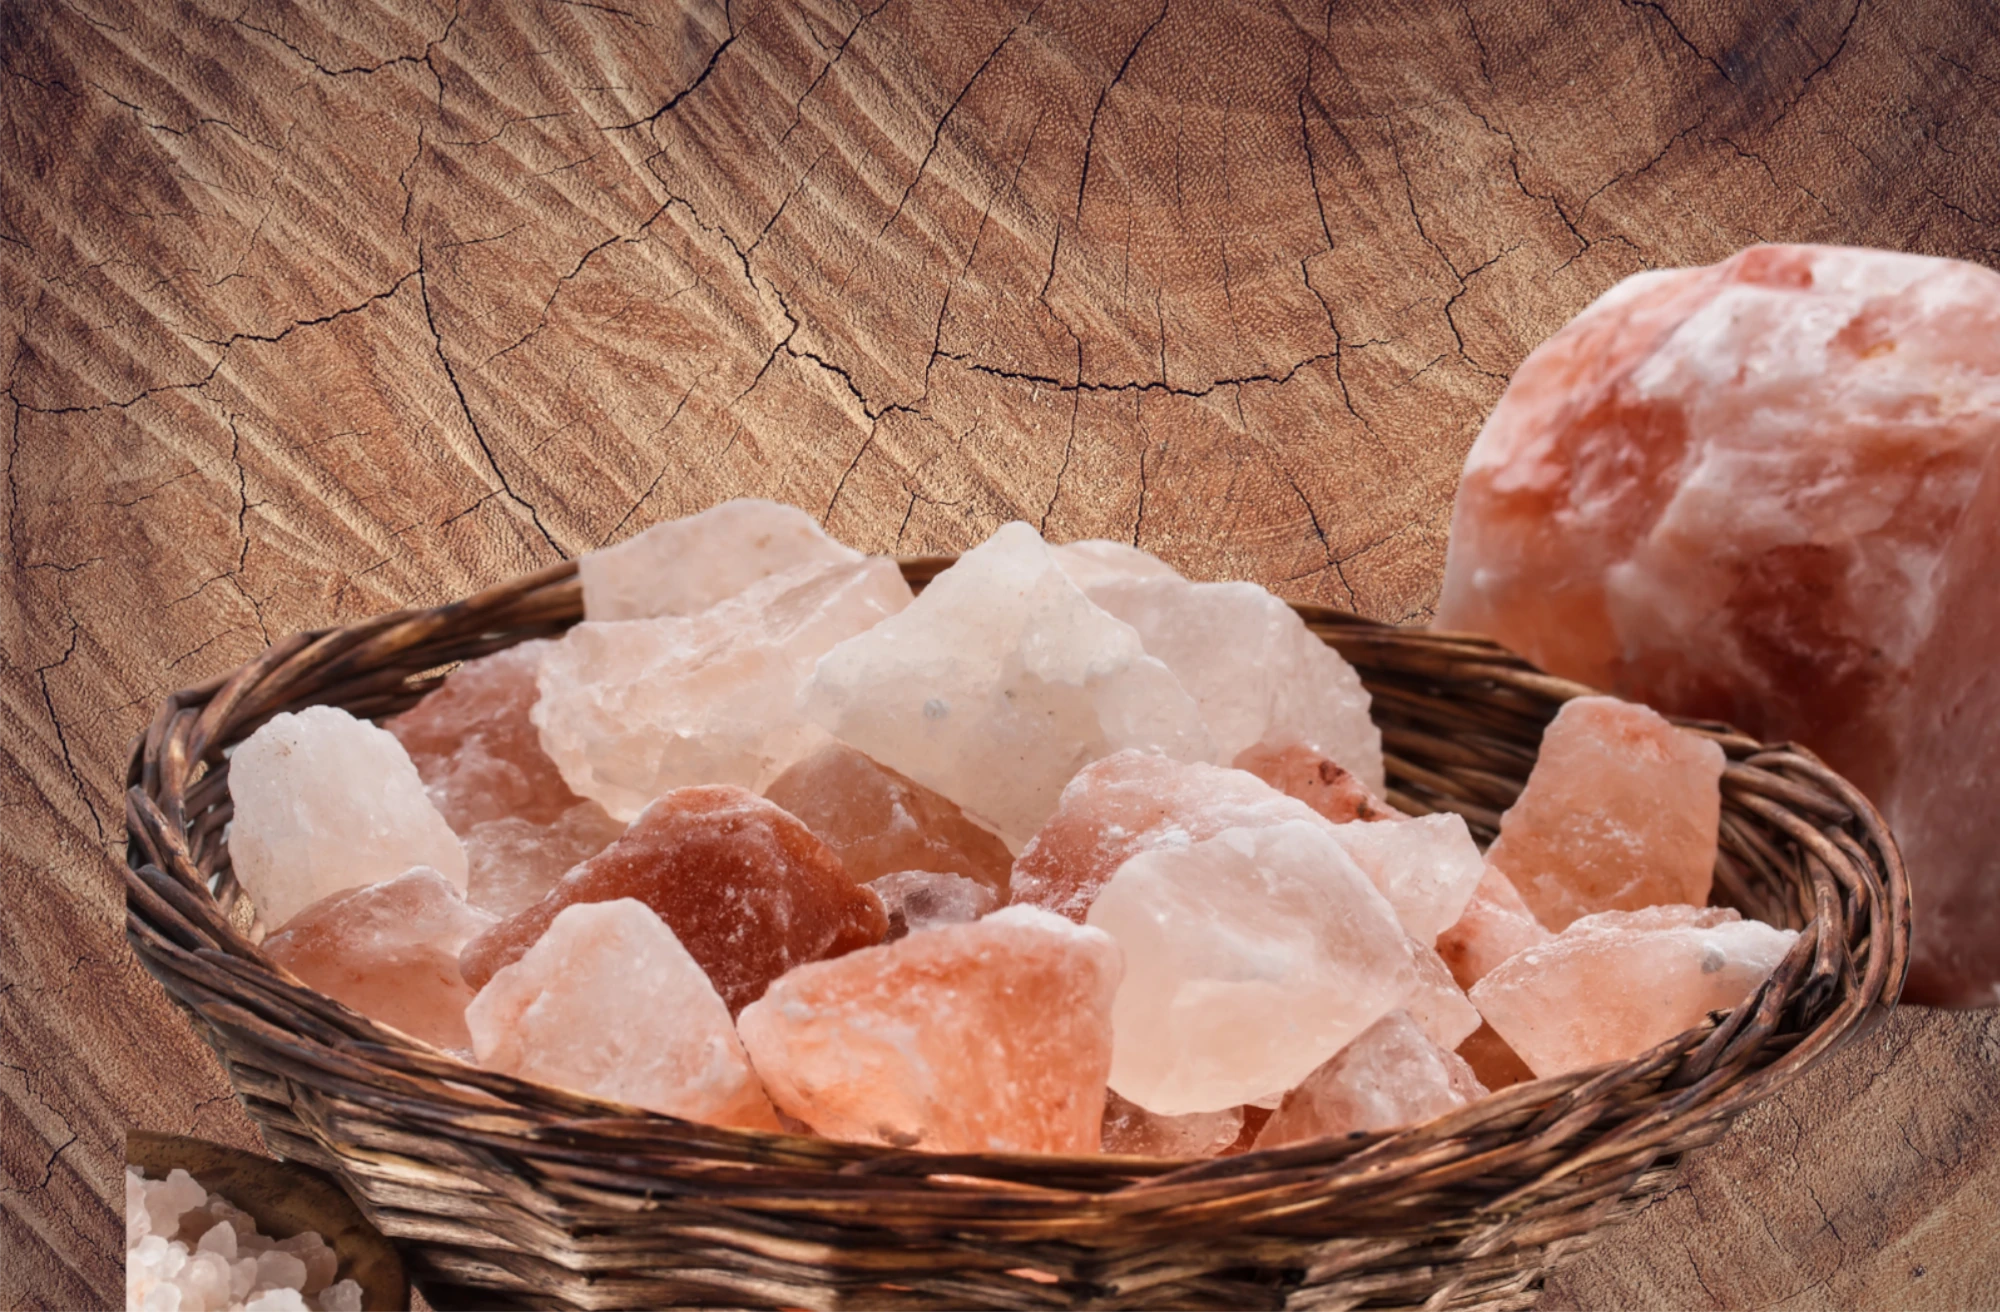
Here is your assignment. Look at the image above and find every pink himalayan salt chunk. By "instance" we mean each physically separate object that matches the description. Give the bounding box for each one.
[868,870,997,942]
[388,640,584,832]
[736,905,1121,1153]
[1086,822,1417,1115]
[1100,1090,1243,1158]
[1235,741,1403,823]
[1049,538,1184,589]
[1457,1023,1537,1091]
[229,705,467,930]
[463,802,627,919]
[1406,939,1481,1051]
[1255,1011,1488,1148]
[1323,812,1487,945]
[467,899,780,1129]
[1485,696,1724,931]
[1010,750,1332,923]
[764,743,1013,895]
[800,522,1214,849]
[459,786,885,1012]
[535,558,914,822]
[264,866,496,1049]
[1437,865,1554,989]
[1067,572,1385,791]
[1434,245,2000,1005]
[580,497,863,621]
[1470,905,1798,1077]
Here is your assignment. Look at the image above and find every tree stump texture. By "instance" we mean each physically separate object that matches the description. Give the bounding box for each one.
[3,0,1997,1306]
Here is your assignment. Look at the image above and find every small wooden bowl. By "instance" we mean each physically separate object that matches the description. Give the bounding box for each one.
[127,1131,408,1311]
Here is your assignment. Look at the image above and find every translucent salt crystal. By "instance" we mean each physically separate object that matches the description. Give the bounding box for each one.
[1469,905,1797,1076]
[1486,697,1724,930]
[275,1232,336,1296]
[868,870,996,941]
[801,522,1214,848]
[388,641,585,832]
[737,905,1122,1153]
[1406,939,1481,1051]
[144,1169,208,1240]
[463,802,626,919]
[194,1221,236,1261]
[127,1168,151,1245]
[537,558,913,820]
[1323,812,1486,945]
[459,785,885,1012]
[1434,245,2000,1006]
[1067,572,1384,791]
[177,1250,232,1311]
[142,1283,183,1312]
[467,899,780,1128]
[1100,1090,1243,1157]
[1255,1011,1488,1147]
[264,867,496,1049]
[581,498,863,622]
[1048,538,1183,588]
[1011,750,1331,923]
[316,1280,364,1312]
[1457,1022,1536,1091]
[1234,741,1402,823]
[1085,821,1417,1115]
[1436,865,1553,989]
[244,1290,309,1312]
[765,743,1013,895]
[230,1256,259,1300]
[254,1250,308,1292]
[229,705,467,929]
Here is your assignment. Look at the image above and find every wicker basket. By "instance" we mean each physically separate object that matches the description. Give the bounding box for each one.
[123,556,1909,1311]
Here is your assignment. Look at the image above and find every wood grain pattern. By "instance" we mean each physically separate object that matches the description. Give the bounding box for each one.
[1,0,1995,1306]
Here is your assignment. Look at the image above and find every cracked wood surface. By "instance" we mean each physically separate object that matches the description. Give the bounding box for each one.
[3,0,1998,1306]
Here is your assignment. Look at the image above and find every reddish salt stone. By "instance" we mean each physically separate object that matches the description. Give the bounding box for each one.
[1100,1091,1242,1158]
[388,641,582,832]
[1010,750,1328,923]
[736,905,1121,1153]
[1434,245,2000,1005]
[1254,1011,1487,1147]
[458,786,886,1011]
[462,802,627,919]
[1436,865,1554,990]
[264,867,495,1050]
[1457,1024,1537,1092]
[764,743,1013,896]
[1484,697,1724,931]
[1235,742,1402,824]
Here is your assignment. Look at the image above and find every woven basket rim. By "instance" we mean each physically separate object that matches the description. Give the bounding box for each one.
[121,553,1910,1310]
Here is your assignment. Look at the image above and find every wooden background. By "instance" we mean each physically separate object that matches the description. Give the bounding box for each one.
[4,0,1998,1306]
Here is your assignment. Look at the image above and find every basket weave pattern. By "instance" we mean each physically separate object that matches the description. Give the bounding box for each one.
[123,558,1909,1311]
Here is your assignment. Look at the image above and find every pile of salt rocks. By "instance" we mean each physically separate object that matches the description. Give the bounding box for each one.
[228,500,1796,1156]
[126,1166,363,1312]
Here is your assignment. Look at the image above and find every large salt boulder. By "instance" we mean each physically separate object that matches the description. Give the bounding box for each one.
[1435,244,2000,1004]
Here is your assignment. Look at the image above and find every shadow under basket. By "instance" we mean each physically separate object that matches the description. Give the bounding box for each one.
[123,556,1910,1312]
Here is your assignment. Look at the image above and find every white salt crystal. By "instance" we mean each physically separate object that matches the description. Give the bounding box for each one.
[195,1222,236,1261]
[315,1281,363,1312]
[178,1251,232,1311]
[580,498,863,621]
[802,522,1215,847]
[126,1169,152,1245]
[1325,812,1486,945]
[229,705,467,929]
[1049,539,1184,589]
[867,869,996,940]
[244,1291,309,1312]
[143,1169,208,1241]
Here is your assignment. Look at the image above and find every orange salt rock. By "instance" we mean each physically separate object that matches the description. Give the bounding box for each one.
[1011,750,1328,923]
[457,785,885,1011]
[388,641,583,832]
[1234,742,1403,824]
[736,905,1121,1153]
[264,867,496,1050]
[764,743,1013,895]
[1436,865,1553,990]
[1457,1023,1536,1091]
[1485,696,1724,931]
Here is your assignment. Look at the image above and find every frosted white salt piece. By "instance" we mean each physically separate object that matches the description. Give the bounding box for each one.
[143,1169,209,1240]
[1325,812,1487,944]
[316,1281,364,1312]
[1406,940,1482,1051]
[141,1283,183,1312]
[802,522,1215,847]
[1049,539,1184,589]
[194,1222,236,1261]
[581,498,863,621]
[466,899,780,1129]
[229,705,467,929]
[537,557,912,821]
[1085,821,1417,1115]
[127,1169,152,1245]
[244,1291,309,1312]
[1256,1010,1488,1147]
[230,1257,259,1301]
[1074,573,1385,791]
[177,1250,232,1311]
